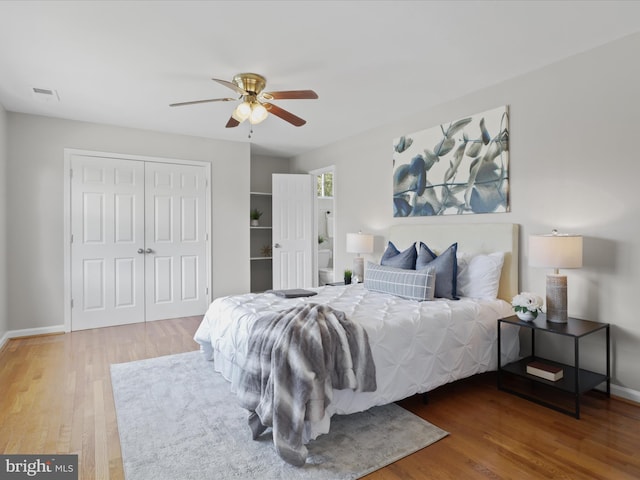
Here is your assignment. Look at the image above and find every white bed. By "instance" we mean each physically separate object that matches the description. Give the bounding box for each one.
[194,223,520,441]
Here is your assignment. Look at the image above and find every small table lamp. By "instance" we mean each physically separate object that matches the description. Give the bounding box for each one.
[346,232,374,282]
[529,230,583,323]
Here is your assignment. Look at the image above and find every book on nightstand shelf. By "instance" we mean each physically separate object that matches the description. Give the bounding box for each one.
[526,361,564,381]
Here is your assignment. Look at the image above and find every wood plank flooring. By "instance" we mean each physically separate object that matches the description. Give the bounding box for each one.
[1,316,639,479]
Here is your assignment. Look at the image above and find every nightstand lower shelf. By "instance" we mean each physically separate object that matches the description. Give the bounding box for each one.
[501,356,607,395]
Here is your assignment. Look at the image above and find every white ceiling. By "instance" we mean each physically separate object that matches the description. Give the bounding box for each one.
[1,1,640,158]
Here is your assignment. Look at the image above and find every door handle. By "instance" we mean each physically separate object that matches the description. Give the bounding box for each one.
[137,248,144,254]
[145,248,153,254]
[273,243,281,248]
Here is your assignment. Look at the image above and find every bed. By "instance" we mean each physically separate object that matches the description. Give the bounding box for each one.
[194,223,521,464]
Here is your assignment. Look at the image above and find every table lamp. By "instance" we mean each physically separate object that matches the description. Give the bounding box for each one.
[529,230,583,323]
[346,232,374,282]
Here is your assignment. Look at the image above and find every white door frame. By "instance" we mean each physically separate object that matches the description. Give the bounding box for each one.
[310,165,337,285]
[63,148,212,332]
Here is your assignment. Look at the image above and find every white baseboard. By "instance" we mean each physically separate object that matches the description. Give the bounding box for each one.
[0,325,65,351]
[611,383,640,405]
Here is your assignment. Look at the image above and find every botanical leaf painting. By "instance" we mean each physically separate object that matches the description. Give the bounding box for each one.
[392,106,509,217]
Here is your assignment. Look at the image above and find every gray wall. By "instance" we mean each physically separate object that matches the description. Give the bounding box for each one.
[6,113,251,331]
[291,32,640,396]
[250,154,290,192]
[0,103,7,340]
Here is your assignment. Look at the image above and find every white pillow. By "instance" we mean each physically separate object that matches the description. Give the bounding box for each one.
[456,252,505,299]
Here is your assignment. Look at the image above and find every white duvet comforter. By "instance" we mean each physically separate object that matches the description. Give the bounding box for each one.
[194,283,519,439]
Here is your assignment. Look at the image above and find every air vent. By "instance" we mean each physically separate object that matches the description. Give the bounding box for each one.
[31,87,59,102]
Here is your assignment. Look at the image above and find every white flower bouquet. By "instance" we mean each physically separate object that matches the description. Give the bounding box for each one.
[511,292,543,320]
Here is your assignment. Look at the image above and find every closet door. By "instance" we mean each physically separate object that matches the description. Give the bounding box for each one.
[70,156,145,330]
[144,162,208,320]
[70,154,209,331]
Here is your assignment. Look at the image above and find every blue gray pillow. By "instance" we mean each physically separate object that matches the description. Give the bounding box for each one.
[380,241,417,269]
[364,262,436,301]
[416,242,458,299]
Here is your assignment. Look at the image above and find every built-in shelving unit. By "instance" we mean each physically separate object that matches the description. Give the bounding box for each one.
[250,192,273,292]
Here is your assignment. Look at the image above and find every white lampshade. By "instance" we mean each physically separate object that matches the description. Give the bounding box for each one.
[346,232,374,255]
[249,103,268,124]
[232,101,251,122]
[529,232,583,271]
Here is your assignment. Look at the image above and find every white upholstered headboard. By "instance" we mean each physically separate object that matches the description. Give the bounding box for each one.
[388,223,519,302]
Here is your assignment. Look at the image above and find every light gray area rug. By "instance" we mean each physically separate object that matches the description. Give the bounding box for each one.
[111,351,448,480]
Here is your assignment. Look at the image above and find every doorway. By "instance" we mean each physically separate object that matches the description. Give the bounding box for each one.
[64,150,211,331]
[311,166,336,286]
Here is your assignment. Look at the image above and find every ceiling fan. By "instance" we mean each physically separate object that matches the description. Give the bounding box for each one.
[169,73,318,128]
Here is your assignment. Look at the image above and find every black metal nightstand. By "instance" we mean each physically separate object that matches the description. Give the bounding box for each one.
[498,314,610,418]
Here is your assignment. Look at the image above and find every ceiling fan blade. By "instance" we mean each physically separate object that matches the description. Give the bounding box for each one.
[262,90,318,100]
[169,98,235,107]
[225,116,240,128]
[264,103,306,127]
[212,78,248,96]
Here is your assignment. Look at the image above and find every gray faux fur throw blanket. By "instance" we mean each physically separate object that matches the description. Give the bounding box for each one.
[236,302,377,466]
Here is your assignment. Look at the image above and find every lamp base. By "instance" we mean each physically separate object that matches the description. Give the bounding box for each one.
[546,274,568,323]
[352,256,364,282]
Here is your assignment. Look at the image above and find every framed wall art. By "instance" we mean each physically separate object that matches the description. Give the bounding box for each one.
[393,105,509,217]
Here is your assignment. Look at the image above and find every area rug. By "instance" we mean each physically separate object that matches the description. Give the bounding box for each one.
[111,351,448,480]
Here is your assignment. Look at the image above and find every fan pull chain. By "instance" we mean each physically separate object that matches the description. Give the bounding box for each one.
[248,125,253,139]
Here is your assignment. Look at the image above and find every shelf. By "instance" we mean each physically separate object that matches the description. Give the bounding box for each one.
[500,314,609,338]
[501,356,607,395]
[250,186,272,293]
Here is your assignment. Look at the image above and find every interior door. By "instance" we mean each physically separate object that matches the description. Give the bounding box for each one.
[145,162,208,320]
[70,154,209,331]
[272,174,314,289]
[70,155,145,330]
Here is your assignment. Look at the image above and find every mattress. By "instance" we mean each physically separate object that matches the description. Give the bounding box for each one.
[194,283,520,439]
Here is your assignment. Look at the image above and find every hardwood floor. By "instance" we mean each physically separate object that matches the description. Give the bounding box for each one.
[1,317,639,479]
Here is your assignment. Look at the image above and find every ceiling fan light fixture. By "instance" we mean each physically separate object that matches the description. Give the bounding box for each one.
[249,102,268,125]
[232,101,251,122]
[172,72,317,128]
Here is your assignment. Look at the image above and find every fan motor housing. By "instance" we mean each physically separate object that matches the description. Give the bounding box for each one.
[233,73,266,95]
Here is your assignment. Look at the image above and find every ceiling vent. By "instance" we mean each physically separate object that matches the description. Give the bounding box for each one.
[31,87,59,102]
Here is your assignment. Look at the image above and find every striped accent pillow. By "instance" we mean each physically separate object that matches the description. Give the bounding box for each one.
[364,262,436,301]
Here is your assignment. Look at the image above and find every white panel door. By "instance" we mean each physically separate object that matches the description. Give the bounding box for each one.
[145,162,208,321]
[272,174,314,289]
[71,155,145,330]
